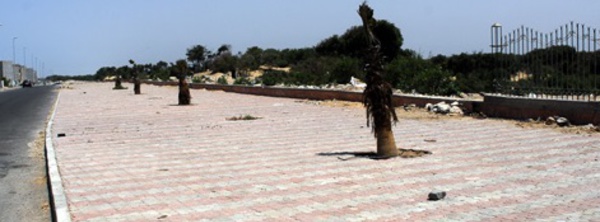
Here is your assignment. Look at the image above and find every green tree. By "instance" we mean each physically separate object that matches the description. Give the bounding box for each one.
[186,45,208,72]
[316,19,404,63]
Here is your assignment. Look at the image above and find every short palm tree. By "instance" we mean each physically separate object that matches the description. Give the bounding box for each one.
[129,59,141,94]
[172,59,192,105]
[359,2,399,158]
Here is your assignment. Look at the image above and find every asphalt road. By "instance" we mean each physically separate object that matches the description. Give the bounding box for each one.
[0,85,58,222]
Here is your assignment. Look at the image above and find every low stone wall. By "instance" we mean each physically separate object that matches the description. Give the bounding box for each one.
[481,95,600,125]
[143,81,599,125]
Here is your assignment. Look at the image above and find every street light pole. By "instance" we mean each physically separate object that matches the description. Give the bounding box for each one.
[12,37,17,63]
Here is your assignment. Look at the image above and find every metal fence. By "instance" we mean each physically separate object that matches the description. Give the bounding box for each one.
[490,22,600,101]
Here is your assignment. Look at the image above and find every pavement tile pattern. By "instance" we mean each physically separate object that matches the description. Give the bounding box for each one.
[51,82,600,221]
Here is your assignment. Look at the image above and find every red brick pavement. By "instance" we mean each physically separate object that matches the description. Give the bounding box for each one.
[50,82,600,221]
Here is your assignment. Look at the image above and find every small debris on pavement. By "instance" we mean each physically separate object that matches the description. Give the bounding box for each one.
[428,191,447,201]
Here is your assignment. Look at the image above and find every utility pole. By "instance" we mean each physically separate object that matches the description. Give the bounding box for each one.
[12,37,17,63]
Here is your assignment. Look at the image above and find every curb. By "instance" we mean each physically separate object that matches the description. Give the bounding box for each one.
[45,91,72,222]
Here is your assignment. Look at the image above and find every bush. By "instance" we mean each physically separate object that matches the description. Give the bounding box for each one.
[192,76,203,83]
[385,56,459,95]
[233,77,253,85]
[260,70,288,86]
[217,76,228,85]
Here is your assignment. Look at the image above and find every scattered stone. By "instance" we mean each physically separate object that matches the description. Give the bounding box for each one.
[556,117,570,127]
[425,103,433,112]
[349,76,367,88]
[403,104,416,111]
[432,102,451,114]
[583,124,599,131]
[449,106,464,115]
[545,116,556,125]
[425,101,463,115]
[428,191,446,201]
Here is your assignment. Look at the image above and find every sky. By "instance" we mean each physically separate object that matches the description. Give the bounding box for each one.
[0,0,599,76]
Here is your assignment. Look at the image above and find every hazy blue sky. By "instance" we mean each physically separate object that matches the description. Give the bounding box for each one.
[1,0,599,76]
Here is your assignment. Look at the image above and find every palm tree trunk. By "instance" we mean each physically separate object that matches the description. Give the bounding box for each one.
[376,126,399,157]
[359,3,400,158]
[114,75,123,89]
[178,78,191,105]
[133,78,141,94]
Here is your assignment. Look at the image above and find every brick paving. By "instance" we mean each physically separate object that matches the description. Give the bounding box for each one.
[50,82,600,221]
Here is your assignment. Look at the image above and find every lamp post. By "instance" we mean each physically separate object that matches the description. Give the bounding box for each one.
[12,37,17,63]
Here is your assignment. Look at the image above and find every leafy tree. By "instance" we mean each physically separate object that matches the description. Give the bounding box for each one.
[330,56,362,84]
[94,66,116,81]
[211,52,238,77]
[209,44,239,77]
[217,44,232,56]
[280,48,316,66]
[316,19,404,63]
[261,48,282,67]
[385,55,458,95]
[186,45,208,72]
[148,61,170,81]
[238,46,263,75]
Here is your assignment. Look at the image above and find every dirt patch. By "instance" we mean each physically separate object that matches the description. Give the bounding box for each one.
[513,119,599,135]
[295,99,364,108]
[28,131,46,160]
[226,115,262,121]
[398,148,432,158]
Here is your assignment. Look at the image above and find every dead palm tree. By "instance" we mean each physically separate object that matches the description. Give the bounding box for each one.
[172,59,191,105]
[129,59,141,94]
[359,2,399,158]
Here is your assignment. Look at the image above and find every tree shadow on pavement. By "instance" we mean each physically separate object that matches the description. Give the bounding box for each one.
[317,149,432,161]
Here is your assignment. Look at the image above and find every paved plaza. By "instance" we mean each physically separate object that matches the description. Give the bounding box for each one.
[49,82,600,221]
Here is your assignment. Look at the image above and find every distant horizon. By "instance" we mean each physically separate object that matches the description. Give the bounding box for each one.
[1,1,598,76]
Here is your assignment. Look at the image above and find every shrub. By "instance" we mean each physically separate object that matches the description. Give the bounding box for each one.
[217,76,228,85]
[233,77,253,85]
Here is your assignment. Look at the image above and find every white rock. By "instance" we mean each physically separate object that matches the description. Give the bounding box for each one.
[545,116,556,125]
[450,106,464,115]
[350,76,367,88]
[433,102,451,114]
[425,103,433,112]
[451,101,460,107]
[556,117,570,127]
